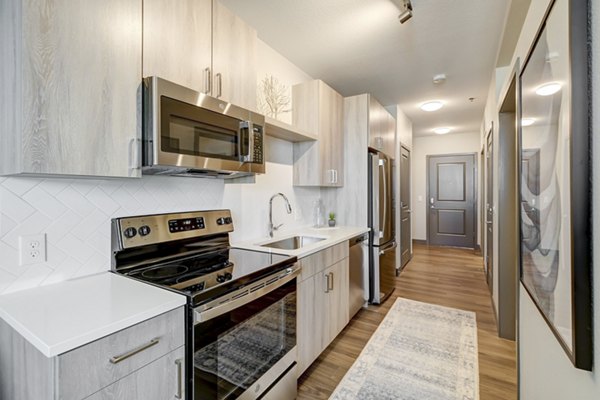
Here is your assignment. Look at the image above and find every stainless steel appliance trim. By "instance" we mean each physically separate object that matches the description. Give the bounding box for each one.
[379,158,387,238]
[143,76,265,175]
[109,337,160,364]
[194,265,300,324]
[236,347,297,400]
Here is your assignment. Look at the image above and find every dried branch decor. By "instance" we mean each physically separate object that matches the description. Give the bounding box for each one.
[257,75,291,119]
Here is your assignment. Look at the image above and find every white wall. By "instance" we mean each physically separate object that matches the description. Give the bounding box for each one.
[410,132,481,242]
[484,0,600,397]
[0,40,319,295]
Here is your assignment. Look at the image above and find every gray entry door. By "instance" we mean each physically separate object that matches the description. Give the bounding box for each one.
[485,133,494,288]
[427,154,476,248]
[400,146,412,268]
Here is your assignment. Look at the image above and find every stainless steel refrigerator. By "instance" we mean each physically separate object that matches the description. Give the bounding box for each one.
[368,148,397,304]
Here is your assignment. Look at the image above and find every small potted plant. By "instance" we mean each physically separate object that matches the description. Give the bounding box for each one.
[328,212,336,227]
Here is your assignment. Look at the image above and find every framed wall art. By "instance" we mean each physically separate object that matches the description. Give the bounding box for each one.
[518,0,592,370]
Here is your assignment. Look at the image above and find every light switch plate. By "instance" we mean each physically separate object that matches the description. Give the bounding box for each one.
[19,234,47,266]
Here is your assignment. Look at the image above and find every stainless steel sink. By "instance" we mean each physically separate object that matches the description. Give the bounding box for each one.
[260,236,325,250]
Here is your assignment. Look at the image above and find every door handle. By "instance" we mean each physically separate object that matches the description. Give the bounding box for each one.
[328,272,334,291]
[175,358,183,399]
[324,273,330,293]
[430,197,434,205]
[215,72,223,98]
[203,67,211,94]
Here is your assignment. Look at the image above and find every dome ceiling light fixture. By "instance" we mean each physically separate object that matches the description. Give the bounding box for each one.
[521,118,536,127]
[420,101,444,112]
[433,127,451,135]
[535,82,562,96]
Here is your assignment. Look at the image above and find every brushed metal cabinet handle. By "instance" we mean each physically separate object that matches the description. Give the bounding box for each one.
[128,138,141,171]
[324,273,330,293]
[328,272,334,291]
[109,338,160,364]
[175,358,183,399]
[204,67,211,94]
[215,73,222,98]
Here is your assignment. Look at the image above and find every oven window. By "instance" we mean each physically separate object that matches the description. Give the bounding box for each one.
[160,96,242,160]
[193,280,296,400]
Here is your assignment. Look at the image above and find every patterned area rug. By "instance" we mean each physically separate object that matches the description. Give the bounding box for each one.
[330,297,479,400]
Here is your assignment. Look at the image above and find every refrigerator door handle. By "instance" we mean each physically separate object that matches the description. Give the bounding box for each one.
[379,159,387,239]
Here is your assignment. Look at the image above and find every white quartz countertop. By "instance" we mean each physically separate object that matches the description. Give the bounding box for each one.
[232,225,370,258]
[0,272,186,358]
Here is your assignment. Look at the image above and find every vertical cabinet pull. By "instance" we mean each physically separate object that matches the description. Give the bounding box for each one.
[215,73,223,98]
[328,272,334,291]
[128,138,141,172]
[324,274,330,293]
[204,67,212,94]
[175,358,183,399]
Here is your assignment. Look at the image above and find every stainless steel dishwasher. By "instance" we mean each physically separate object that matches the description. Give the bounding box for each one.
[349,233,368,318]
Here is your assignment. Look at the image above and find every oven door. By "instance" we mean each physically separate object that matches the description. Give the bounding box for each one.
[192,271,298,400]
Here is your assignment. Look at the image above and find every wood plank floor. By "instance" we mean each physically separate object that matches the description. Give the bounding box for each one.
[297,243,517,400]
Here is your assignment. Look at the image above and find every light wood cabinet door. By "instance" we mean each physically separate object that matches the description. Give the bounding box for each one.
[296,272,328,376]
[143,0,212,93]
[2,0,142,177]
[212,0,257,110]
[323,259,350,345]
[86,346,185,400]
[293,80,344,187]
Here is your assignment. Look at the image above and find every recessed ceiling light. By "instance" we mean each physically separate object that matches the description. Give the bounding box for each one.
[521,118,535,127]
[433,127,451,135]
[535,82,562,96]
[420,101,444,112]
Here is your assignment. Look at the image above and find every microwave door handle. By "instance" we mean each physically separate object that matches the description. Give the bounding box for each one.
[238,121,253,163]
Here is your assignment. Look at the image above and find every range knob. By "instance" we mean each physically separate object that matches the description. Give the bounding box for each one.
[224,272,232,280]
[216,274,226,283]
[139,225,151,236]
[123,227,137,239]
[216,217,226,226]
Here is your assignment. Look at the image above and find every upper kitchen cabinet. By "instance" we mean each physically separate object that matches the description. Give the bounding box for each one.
[368,96,396,157]
[143,0,212,94]
[293,80,344,187]
[143,0,257,110]
[212,1,257,110]
[0,0,142,178]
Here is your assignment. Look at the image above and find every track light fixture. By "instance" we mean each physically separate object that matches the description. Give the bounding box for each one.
[398,0,413,24]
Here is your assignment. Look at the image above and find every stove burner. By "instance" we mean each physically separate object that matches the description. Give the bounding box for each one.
[141,265,189,280]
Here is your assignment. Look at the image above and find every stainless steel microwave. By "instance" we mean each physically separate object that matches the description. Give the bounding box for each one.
[142,76,265,178]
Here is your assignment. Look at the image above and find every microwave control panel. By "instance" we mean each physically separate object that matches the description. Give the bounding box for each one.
[253,126,263,164]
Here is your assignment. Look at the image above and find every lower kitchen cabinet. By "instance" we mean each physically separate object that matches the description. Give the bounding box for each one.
[0,307,185,400]
[86,347,184,400]
[297,243,350,376]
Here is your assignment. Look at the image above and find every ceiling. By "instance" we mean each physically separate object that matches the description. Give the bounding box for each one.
[220,0,511,137]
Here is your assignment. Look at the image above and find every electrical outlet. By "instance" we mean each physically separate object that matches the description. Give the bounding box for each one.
[19,234,47,266]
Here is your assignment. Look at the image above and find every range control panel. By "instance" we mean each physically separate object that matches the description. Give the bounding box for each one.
[112,210,233,250]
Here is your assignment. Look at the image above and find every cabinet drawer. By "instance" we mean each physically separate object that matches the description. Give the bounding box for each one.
[85,346,185,400]
[58,307,184,400]
[298,242,348,282]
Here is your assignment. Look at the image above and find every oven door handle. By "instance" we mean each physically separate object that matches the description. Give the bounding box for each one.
[194,265,300,324]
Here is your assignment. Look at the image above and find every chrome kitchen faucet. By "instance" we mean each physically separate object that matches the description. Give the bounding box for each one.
[269,193,292,237]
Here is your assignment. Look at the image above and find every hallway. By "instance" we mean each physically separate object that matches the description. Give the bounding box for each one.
[298,243,517,400]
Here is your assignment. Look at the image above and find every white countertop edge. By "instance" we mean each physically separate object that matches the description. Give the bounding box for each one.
[0,273,187,358]
[0,297,186,358]
[232,226,370,259]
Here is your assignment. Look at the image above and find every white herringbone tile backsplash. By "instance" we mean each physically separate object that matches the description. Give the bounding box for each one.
[0,175,225,294]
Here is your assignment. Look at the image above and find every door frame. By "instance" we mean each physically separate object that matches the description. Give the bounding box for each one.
[399,144,412,268]
[425,152,478,249]
[485,125,494,289]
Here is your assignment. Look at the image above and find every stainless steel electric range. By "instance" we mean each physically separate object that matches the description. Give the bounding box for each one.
[111,210,299,400]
